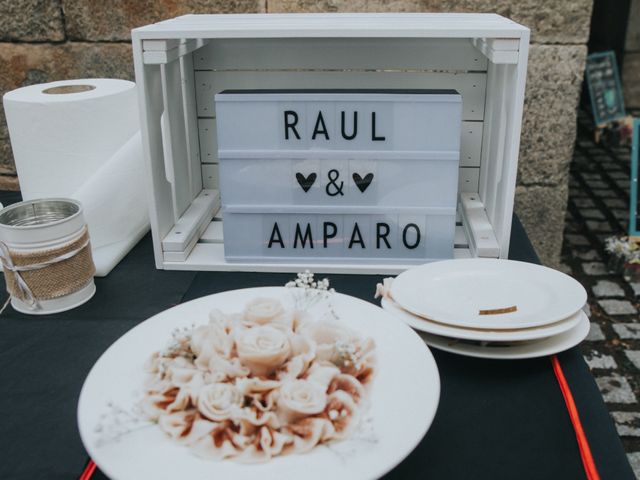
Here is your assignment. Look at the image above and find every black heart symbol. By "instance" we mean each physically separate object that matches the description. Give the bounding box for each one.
[353,172,374,193]
[296,172,317,193]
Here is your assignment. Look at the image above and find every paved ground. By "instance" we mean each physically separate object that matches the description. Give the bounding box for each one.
[563,109,640,476]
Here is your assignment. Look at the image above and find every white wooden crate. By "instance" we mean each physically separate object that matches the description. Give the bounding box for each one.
[132,13,530,273]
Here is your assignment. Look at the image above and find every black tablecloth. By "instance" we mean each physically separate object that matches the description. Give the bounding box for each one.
[0,190,633,480]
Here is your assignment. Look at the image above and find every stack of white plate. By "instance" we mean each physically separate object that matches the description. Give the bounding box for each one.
[381,258,590,359]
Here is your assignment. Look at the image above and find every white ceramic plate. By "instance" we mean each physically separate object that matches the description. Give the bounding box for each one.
[417,311,590,360]
[391,259,587,330]
[77,287,440,480]
[381,297,583,342]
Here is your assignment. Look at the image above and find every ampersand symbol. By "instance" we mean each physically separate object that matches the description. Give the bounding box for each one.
[326,169,345,197]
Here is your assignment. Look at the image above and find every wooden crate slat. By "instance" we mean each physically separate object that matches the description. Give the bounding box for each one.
[180,54,204,196]
[133,57,175,268]
[471,38,519,65]
[143,38,207,64]
[195,70,487,121]
[201,163,219,189]
[460,121,482,167]
[161,189,220,252]
[479,61,508,225]
[459,191,500,257]
[163,241,472,273]
[458,167,480,193]
[491,46,528,253]
[160,60,193,220]
[133,13,529,40]
[194,38,488,71]
[198,118,218,163]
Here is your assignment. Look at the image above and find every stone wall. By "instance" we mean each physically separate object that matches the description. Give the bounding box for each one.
[0,0,593,266]
[623,0,640,108]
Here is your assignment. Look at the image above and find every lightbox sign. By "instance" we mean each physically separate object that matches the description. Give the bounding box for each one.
[214,89,462,264]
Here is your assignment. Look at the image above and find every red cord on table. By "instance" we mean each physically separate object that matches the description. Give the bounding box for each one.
[79,459,96,480]
[551,354,601,480]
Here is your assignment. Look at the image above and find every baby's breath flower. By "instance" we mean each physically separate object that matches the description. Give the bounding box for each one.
[333,340,362,370]
[286,271,333,309]
[605,236,639,261]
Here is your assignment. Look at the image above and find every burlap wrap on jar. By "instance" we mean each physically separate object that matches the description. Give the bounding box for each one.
[3,227,95,302]
[0,198,96,314]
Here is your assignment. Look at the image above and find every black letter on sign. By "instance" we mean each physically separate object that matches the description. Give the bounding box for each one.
[323,222,337,248]
[402,223,421,249]
[349,223,366,249]
[268,222,285,248]
[312,111,330,140]
[294,223,314,249]
[371,112,386,141]
[284,111,300,140]
[341,111,357,140]
[376,223,391,249]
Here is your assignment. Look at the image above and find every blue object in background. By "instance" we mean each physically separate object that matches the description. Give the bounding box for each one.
[630,118,640,237]
[586,51,626,127]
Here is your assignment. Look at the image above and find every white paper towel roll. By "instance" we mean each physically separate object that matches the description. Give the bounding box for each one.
[73,132,149,276]
[3,79,150,276]
[3,79,139,199]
